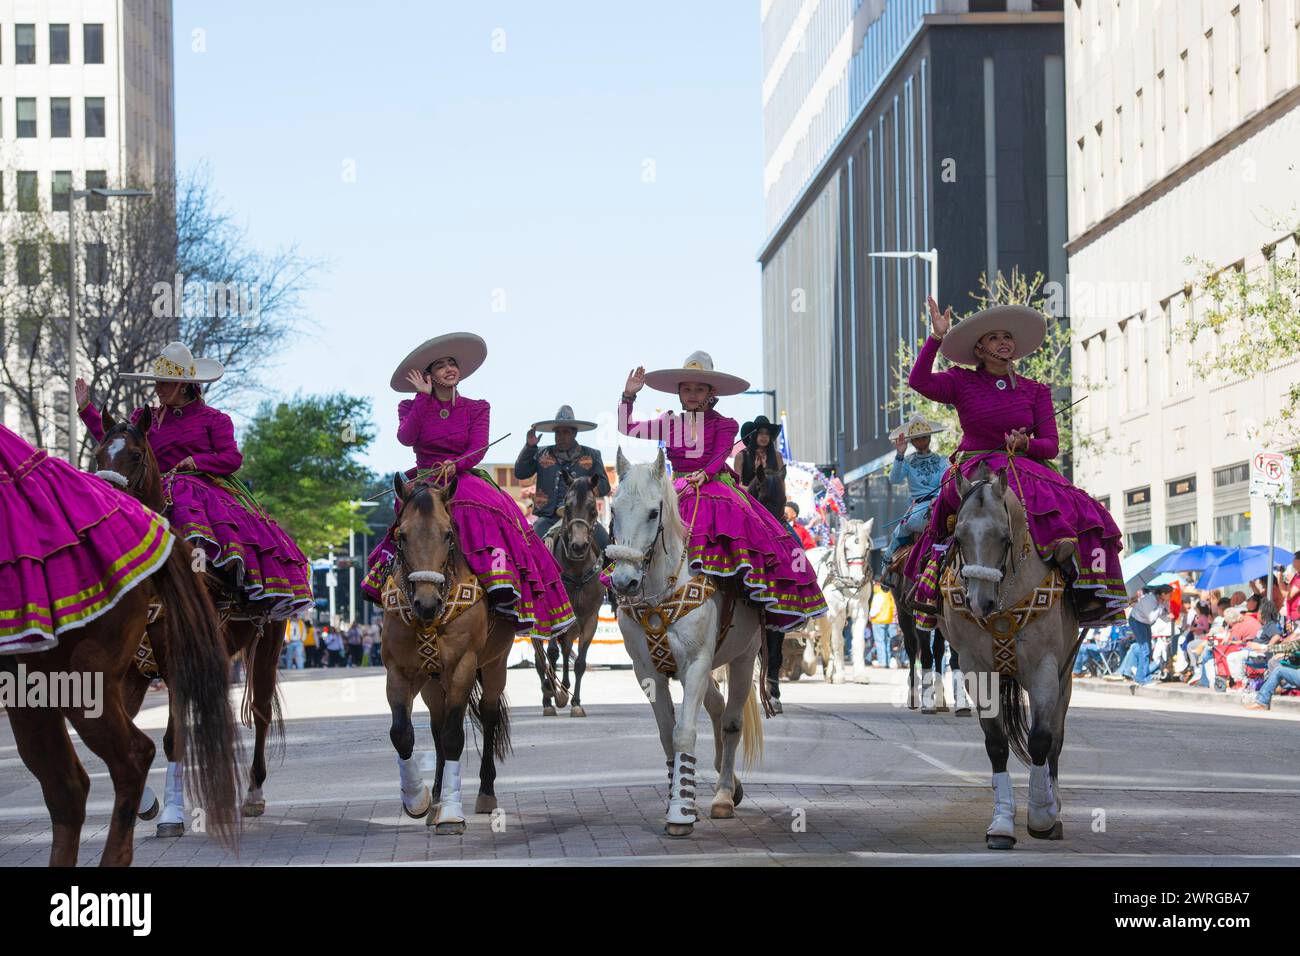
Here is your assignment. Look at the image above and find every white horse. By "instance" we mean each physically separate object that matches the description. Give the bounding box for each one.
[941,463,1079,850]
[608,449,765,837]
[806,518,875,683]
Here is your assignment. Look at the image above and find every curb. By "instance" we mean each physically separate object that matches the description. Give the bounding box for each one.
[1075,676,1300,713]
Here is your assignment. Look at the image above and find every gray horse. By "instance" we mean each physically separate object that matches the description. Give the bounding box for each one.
[941,462,1079,850]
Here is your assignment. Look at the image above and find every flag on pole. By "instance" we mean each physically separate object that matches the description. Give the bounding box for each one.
[778,412,793,461]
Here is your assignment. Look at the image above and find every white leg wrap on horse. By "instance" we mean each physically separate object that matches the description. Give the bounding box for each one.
[666,752,698,825]
[1027,763,1059,831]
[987,771,1016,839]
[921,671,936,709]
[139,784,157,814]
[435,759,464,824]
[397,754,429,814]
[158,761,186,827]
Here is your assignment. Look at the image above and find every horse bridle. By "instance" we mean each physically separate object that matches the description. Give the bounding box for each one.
[391,487,458,611]
[94,425,150,495]
[606,501,683,604]
[951,478,1019,614]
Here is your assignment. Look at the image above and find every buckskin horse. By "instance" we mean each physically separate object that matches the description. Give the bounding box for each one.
[940,462,1078,849]
[379,473,515,834]
[533,471,604,717]
[608,450,764,837]
[4,532,240,866]
[92,411,286,835]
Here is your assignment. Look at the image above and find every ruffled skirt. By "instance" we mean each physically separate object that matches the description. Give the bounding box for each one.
[362,470,575,637]
[902,452,1126,630]
[164,472,312,618]
[0,426,174,653]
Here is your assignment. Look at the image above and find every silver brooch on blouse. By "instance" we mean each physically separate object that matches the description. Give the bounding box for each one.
[996,380,1007,391]
[439,408,450,419]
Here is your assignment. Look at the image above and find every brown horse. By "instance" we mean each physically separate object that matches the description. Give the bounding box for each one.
[93,410,286,834]
[533,472,604,717]
[380,474,515,834]
[5,540,240,866]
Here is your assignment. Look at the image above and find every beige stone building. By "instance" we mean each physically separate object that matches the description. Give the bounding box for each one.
[1066,0,1300,552]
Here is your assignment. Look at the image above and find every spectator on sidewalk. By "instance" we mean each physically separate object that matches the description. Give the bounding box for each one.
[323,626,346,667]
[368,623,384,666]
[1073,627,1108,677]
[345,621,364,667]
[1245,636,1300,711]
[303,618,322,668]
[1286,552,1300,627]
[283,615,306,670]
[868,582,898,668]
[1106,587,1169,685]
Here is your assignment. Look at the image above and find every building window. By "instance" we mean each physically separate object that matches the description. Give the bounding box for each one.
[85,171,108,211]
[1215,462,1250,487]
[85,243,108,285]
[52,171,71,212]
[1126,530,1154,552]
[49,24,70,64]
[17,244,41,286]
[50,98,71,137]
[50,243,70,287]
[16,171,38,212]
[1214,513,1252,547]
[84,24,105,64]
[15,24,36,64]
[85,98,106,138]
[1167,522,1198,547]
[17,98,37,137]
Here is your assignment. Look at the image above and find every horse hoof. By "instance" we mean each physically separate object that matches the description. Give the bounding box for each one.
[570,705,587,718]
[1028,821,1064,841]
[935,705,950,713]
[921,707,937,715]
[402,788,432,819]
[986,834,1016,850]
[435,820,467,836]
[139,797,160,821]
[241,800,266,818]
[474,794,497,814]
[955,707,973,717]
[156,822,185,839]
[542,706,557,716]
[710,802,735,819]
[664,822,694,838]
[733,780,744,807]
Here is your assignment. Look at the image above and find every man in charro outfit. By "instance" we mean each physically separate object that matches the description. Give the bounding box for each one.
[883,414,947,565]
[514,405,610,551]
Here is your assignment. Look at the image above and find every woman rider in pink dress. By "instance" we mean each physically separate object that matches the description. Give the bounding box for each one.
[76,342,312,617]
[901,298,1126,630]
[361,333,574,637]
[617,351,826,630]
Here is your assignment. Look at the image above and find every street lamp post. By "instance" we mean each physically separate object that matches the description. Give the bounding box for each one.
[348,500,378,625]
[868,247,939,305]
[742,388,778,421]
[66,186,152,464]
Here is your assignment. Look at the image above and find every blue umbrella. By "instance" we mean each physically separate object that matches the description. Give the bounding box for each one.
[1121,544,1182,593]
[1156,544,1232,573]
[1195,546,1292,590]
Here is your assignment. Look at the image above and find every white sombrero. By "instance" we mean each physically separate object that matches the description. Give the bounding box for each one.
[390,332,488,393]
[889,414,946,442]
[642,351,750,396]
[120,342,224,384]
[532,405,596,433]
[940,305,1046,367]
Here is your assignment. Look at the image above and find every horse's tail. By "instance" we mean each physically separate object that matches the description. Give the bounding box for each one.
[468,671,512,762]
[154,545,242,849]
[740,680,764,769]
[999,675,1032,767]
[239,623,286,759]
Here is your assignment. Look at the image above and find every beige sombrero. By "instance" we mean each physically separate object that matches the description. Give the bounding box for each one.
[390,332,488,393]
[532,405,596,433]
[889,414,946,442]
[120,342,225,384]
[643,351,750,396]
[940,305,1046,367]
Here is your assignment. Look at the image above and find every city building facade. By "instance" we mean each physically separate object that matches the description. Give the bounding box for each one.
[759,0,1067,544]
[0,0,175,444]
[1066,0,1300,552]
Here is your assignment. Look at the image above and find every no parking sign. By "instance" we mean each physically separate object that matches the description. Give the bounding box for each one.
[1250,450,1294,503]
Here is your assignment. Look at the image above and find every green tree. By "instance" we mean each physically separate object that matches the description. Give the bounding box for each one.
[1181,218,1300,458]
[239,393,377,556]
[887,267,1101,474]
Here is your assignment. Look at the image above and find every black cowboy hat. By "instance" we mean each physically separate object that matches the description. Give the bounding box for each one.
[740,415,782,445]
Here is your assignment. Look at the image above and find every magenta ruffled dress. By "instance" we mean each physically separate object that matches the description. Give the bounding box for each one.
[615,400,827,631]
[361,392,575,637]
[901,336,1126,629]
[81,402,312,617]
[0,424,174,653]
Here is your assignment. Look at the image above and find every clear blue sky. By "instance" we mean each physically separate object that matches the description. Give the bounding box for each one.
[173,0,775,475]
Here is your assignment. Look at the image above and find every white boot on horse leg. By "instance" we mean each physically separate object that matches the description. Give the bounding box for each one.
[920,670,937,714]
[986,770,1017,850]
[1027,763,1063,840]
[397,753,431,819]
[138,781,160,821]
[156,762,186,838]
[952,667,972,715]
[665,751,698,837]
[430,759,466,834]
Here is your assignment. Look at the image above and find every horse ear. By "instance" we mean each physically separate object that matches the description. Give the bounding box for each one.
[956,470,972,497]
[755,463,766,482]
[616,447,631,480]
[862,517,875,539]
[392,471,406,503]
[101,408,117,433]
[588,474,601,494]
[995,467,1008,498]
[559,469,572,490]
[136,409,151,437]
[439,479,456,503]
[975,460,993,483]
[653,447,665,477]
